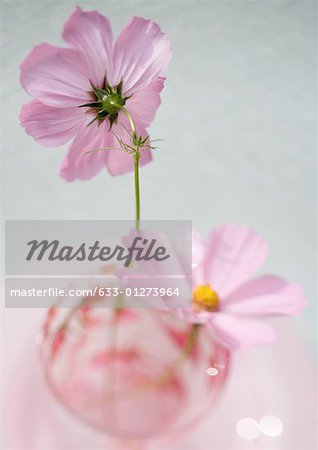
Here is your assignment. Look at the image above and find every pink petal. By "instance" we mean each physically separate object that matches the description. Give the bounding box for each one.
[126,77,165,128]
[203,224,269,298]
[176,308,212,325]
[20,43,91,107]
[60,121,109,181]
[62,7,113,86]
[106,146,152,176]
[19,100,83,147]
[191,230,205,286]
[107,113,152,176]
[208,313,276,350]
[112,17,172,94]
[223,276,307,317]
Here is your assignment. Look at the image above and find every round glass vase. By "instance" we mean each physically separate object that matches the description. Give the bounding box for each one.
[40,295,230,443]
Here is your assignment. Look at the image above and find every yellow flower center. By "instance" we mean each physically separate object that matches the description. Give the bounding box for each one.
[192,284,219,312]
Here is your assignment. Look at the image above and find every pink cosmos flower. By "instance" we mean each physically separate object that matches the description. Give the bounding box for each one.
[122,224,307,350]
[19,7,172,181]
[180,224,307,350]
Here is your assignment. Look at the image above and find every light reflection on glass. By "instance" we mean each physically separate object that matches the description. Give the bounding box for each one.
[236,418,260,440]
[259,415,283,437]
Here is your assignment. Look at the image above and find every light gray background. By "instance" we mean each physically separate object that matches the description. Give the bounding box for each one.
[1,0,316,347]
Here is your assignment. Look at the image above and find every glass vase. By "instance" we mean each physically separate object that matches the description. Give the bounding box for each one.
[40,293,230,444]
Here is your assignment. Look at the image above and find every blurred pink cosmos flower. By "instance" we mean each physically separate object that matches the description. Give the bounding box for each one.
[181,224,307,350]
[123,224,307,350]
[19,7,172,181]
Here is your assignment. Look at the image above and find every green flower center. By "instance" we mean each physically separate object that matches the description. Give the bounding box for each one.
[101,92,125,114]
[79,79,131,129]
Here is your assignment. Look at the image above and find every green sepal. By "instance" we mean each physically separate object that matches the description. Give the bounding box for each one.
[116,80,123,95]
[108,113,119,130]
[89,80,108,101]
[79,101,103,110]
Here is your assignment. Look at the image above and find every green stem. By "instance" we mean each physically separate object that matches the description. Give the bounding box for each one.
[122,107,140,229]
[122,107,136,137]
[134,152,140,229]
